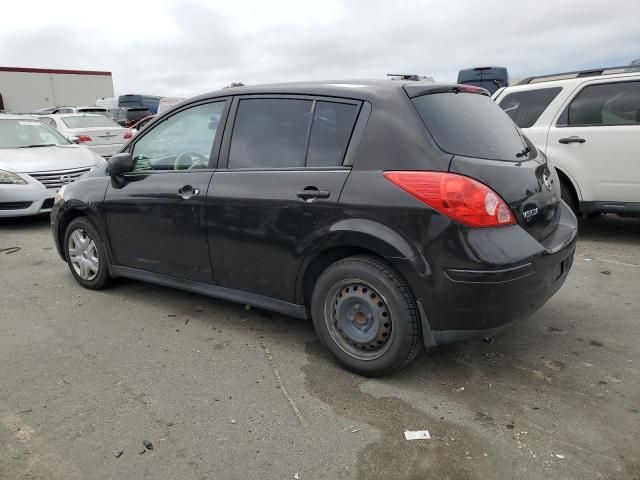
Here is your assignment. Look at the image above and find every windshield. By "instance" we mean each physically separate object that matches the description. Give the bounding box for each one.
[0,119,71,149]
[62,115,121,129]
[411,92,527,161]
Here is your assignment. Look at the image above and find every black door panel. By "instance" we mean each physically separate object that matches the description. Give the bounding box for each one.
[104,171,214,282]
[207,169,349,302]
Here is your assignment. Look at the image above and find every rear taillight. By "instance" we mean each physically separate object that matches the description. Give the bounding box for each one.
[383,171,516,228]
[124,130,133,140]
[76,135,92,142]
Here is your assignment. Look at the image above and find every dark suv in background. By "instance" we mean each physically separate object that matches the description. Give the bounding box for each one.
[51,80,577,376]
[109,107,152,127]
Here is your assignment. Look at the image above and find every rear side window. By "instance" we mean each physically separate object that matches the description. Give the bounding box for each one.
[558,81,640,127]
[412,93,527,161]
[306,102,359,167]
[499,87,562,128]
[229,99,313,169]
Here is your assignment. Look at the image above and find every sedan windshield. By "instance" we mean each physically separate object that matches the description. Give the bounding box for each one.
[0,119,71,149]
[62,115,121,129]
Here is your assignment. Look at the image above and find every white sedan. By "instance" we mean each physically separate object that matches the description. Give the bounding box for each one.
[0,115,102,217]
[36,113,131,158]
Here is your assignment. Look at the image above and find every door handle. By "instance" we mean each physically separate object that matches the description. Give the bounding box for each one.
[296,186,330,202]
[178,185,200,199]
[559,136,586,144]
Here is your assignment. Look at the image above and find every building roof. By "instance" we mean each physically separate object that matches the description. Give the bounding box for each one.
[0,66,111,76]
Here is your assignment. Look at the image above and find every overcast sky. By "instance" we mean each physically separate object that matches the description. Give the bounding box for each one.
[1,0,638,97]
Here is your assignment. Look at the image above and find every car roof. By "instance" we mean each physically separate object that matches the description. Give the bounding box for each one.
[0,114,41,120]
[37,113,112,118]
[500,71,640,94]
[189,79,458,103]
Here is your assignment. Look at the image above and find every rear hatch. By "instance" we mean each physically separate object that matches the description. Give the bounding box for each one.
[60,115,128,146]
[126,108,152,125]
[408,86,561,242]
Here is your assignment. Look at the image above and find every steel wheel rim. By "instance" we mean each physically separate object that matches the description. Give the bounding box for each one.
[68,229,99,281]
[324,279,393,361]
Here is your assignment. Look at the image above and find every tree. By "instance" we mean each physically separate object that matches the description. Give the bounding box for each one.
[222,82,245,89]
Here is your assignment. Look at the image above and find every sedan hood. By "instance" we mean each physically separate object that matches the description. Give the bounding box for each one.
[0,145,100,173]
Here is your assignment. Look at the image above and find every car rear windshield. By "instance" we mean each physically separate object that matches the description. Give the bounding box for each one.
[62,116,120,129]
[127,109,151,122]
[411,92,527,161]
[498,87,562,128]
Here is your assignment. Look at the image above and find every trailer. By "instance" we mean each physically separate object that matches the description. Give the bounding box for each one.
[0,66,114,113]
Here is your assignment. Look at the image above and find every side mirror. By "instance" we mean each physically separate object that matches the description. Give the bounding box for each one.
[108,152,134,175]
[69,136,81,144]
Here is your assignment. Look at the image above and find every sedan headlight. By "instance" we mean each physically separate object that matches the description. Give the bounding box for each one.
[0,170,27,185]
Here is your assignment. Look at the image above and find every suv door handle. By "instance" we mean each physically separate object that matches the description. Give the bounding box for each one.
[178,185,200,199]
[296,186,330,202]
[559,136,586,144]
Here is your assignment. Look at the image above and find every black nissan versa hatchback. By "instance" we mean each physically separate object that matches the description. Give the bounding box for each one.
[51,80,577,376]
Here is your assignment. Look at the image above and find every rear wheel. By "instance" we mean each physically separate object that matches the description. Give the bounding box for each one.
[64,217,111,290]
[310,255,421,376]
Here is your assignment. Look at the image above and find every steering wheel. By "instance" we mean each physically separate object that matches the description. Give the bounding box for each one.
[173,151,208,170]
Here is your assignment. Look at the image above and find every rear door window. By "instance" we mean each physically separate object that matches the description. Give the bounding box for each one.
[228,99,313,169]
[411,92,527,161]
[557,81,640,127]
[498,87,562,128]
[306,101,359,167]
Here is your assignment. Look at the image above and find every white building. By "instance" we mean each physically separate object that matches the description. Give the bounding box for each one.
[0,66,114,112]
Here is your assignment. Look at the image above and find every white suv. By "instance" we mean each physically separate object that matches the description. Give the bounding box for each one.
[493,67,640,216]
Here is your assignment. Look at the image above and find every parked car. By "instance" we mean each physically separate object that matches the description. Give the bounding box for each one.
[36,106,110,115]
[457,66,509,95]
[130,115,155,136]
[0,115,101,217]
[109,107,153,127]
[493,65,640,216]
[37,113,131,158]
[51,80,577,376]
[118,95,162,114]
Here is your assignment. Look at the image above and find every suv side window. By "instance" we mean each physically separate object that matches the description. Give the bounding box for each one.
[558,81,640,127]
[498,87,562,128]
[229,99,313,169]
[306,101,359,167]
[132,101,225,172]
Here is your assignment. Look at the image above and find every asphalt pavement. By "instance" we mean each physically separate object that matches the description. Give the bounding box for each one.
[1,214,639,480]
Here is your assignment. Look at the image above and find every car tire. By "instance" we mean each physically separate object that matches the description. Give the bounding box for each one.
[560,180,579,216]
[64,217,111,290]
[310,255,422,377]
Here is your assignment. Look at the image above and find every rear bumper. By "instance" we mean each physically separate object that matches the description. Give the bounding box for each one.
[393,201,578,347]
[87,144,123,158]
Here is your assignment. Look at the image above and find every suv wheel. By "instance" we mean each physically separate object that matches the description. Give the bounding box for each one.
[64,217,111,290]
[560,180,579,215]
[311,255,422,376]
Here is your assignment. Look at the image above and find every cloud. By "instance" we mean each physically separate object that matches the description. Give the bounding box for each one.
[1,0,638,97]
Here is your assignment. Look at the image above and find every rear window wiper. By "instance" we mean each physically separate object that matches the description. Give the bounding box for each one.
[515,146,531,158]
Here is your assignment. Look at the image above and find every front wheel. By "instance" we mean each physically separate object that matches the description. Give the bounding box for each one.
[310,256,422,376]
[64,217,111,290]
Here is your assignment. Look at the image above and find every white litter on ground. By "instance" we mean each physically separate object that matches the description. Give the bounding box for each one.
[555,454,565,459]
[404,430,431,440]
